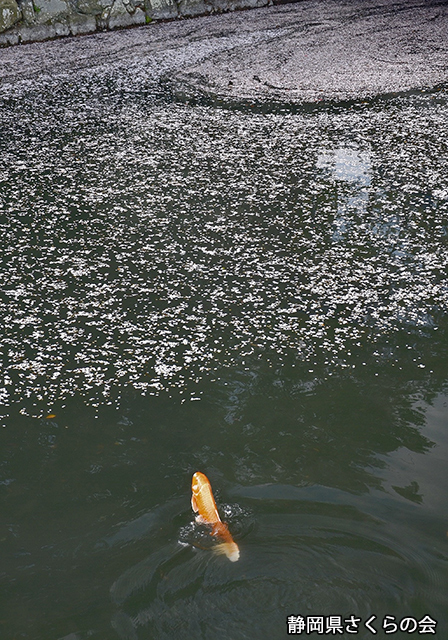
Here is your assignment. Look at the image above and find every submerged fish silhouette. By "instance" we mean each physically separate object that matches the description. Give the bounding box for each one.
[191,472,240,562]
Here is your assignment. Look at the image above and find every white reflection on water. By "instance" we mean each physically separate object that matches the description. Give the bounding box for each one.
[316,146,371,186]
[317,146,371,241]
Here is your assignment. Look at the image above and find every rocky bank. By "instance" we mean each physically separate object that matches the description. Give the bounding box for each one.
[0,0,269,46]
[1,0,447,108]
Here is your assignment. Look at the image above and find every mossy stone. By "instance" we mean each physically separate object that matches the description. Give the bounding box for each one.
[0,0,21,32]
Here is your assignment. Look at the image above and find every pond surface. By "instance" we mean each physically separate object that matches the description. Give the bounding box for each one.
[1,27,448,640]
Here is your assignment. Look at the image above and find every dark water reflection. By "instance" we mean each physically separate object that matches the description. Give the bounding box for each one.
[1,57,448,639]
[2,371,448,638]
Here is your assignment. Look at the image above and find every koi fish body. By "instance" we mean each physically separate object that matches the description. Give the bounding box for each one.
[191,472,240,562]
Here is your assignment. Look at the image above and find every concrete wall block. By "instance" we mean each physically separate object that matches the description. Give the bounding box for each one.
[53,18,68,32]
[148,0,177,20]
[209,0,229,12]
[178,0,210,17]
[0,0,268,44]
[109,7,145,27]
[17,21,56,38]
[109,0,128,16]
[0,26,19,41]
[33,0,70,23]
[71,0,113,16]
[108,0,145,28]
[68,12,95,33]
[18,0,36,23]
[230,0,269,8]
[124,0,145,12]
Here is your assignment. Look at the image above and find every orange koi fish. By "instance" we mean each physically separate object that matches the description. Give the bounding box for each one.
[191,472,240,562]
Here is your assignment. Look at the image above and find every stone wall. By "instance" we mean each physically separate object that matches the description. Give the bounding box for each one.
[0,0,270,46]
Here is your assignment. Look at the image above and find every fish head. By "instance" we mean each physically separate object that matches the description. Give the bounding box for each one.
[192,471,209,495]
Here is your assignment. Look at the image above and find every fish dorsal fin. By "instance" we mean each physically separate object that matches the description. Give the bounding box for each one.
[191,494,198,512]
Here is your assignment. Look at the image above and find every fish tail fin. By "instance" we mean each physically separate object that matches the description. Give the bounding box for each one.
[213,540,240,562]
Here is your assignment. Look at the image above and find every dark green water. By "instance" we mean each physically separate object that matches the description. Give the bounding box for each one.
[1,47,448,639]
